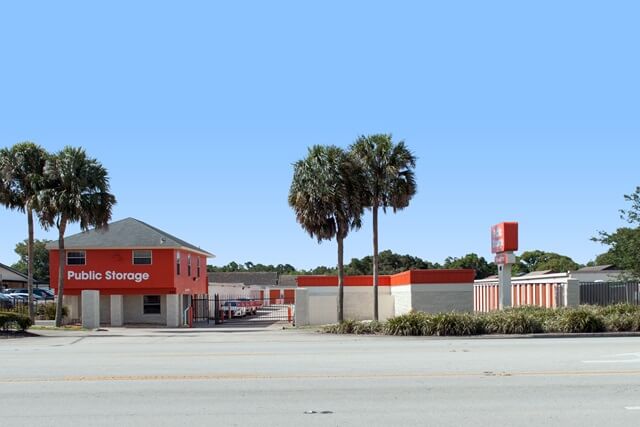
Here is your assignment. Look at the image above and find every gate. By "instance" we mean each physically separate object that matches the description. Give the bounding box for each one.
[190,294,294,325]
[579,281,640,306]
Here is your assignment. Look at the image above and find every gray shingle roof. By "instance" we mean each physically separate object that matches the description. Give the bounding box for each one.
[44,217,214,257]
[0,262,29,282]
[575,265,617,273]
[208,272,278,286]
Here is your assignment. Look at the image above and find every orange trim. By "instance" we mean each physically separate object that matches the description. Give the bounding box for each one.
[296,269,476,287]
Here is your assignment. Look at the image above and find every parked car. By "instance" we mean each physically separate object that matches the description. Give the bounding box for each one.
[8,293,45,304]
[5,288,54,300]
[237,297,261,315]
[0,293,15,309]
[222,301,247,318]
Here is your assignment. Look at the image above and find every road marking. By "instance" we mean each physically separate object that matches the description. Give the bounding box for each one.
[2,370,640,384]
[584,353,640,364]
[625,407,640,410]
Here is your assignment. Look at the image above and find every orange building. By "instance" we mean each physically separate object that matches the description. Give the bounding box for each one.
[47,218,214,326]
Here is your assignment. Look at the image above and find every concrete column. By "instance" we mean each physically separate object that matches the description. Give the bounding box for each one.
[294,288,309,326]
[110,295,124,326]
[166,294,181,327]
[81,290,100,329]
[565,279,580,307]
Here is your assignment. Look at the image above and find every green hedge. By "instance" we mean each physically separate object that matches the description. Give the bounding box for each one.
[0,312,33,331]
[321,304,640,336]
[36,302,69,320]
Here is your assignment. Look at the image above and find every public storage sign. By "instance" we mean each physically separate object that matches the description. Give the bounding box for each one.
[67,270,150,283]
[491,222,518,253]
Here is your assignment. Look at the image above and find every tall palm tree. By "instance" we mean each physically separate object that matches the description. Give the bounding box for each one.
[0,142,49,320]
[39,146,116,327]
[288,145,366,322]
[350,134,417,321]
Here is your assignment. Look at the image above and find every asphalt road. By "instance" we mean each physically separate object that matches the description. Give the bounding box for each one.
[2,327,640,426]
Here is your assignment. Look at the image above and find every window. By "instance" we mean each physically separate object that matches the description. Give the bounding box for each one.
[143,295,161,314]
[176,252,181,275]
[187,254,192,276]
[66,251,86,265]
[197,257,201,278]
[133,250,152,265]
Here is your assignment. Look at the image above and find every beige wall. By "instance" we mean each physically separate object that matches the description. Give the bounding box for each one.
[411,284,474,313]
[123,295,167,325]
[99,295,111,325]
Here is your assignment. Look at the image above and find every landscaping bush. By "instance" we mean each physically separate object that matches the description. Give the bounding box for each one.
[385,311,432,336]
[321,319,384,335]
[429,312,483,336]
[319,305,640,336]
[553,307,605,333]
[36,302,69,320]
[0,311,33,331]
[482,309,544,334]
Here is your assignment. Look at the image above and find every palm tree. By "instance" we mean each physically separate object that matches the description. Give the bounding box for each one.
[39,146,116,327]
[0,142,49,320]
[350,134,417,321]
[288,145,366,322]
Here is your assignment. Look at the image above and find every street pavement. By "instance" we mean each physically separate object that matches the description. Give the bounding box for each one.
[1,327,640,426]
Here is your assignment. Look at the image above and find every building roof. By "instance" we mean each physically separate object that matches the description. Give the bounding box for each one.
[277,275,298,288]
[575,265,618,273]
[520,269,555,278]
[45,217,214,257]
[0,262,28,283]
[208,272,278,286]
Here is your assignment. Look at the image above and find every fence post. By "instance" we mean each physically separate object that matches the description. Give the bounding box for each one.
[565,279,580,307]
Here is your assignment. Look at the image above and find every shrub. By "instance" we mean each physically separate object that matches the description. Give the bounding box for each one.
[554,307,605,333]
[429,312,483,336]
[36,302,69,320]
[482,309,544,334]
[0,311,32,331]
[321,319,385,334]
[385,311,432,336]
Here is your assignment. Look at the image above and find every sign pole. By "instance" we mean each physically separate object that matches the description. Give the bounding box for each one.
[498,260,512,310]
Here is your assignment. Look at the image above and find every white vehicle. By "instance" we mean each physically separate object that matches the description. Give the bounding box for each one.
[222,301,246,318]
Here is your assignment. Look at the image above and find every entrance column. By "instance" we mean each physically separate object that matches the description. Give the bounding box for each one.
[81,290,100,329]
[110,295,124,326]
[166,294,181,327]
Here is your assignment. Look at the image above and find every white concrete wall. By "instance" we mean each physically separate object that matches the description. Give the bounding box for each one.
[391,285,412,316]
[411,284,474,313]
[305,286,395,323]
[294,288,309,326]
[123,295,167,325]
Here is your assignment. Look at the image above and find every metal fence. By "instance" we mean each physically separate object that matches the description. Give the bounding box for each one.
[191,294,294,325]
[579,282,640,306]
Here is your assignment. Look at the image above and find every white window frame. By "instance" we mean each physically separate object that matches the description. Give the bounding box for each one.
[176,252,181,275]
[132,250,153,265]
[187,254,192,276]
[197,257,201,278]
[66,251,86,266]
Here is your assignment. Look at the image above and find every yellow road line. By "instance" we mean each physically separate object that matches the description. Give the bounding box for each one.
[2,370,640,384]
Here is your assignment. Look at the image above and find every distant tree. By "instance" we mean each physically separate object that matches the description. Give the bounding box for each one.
[512,250,580,274]
[289,145,366,322]
[39,147,116,327]
[591,187,640,279]
[11,239,50,282]
[593,227,640,278]
[0,142,49,320]
[443,253,497,279]
[350,134,417,321]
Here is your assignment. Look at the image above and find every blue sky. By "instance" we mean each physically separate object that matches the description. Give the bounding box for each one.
[1,1,638,270]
